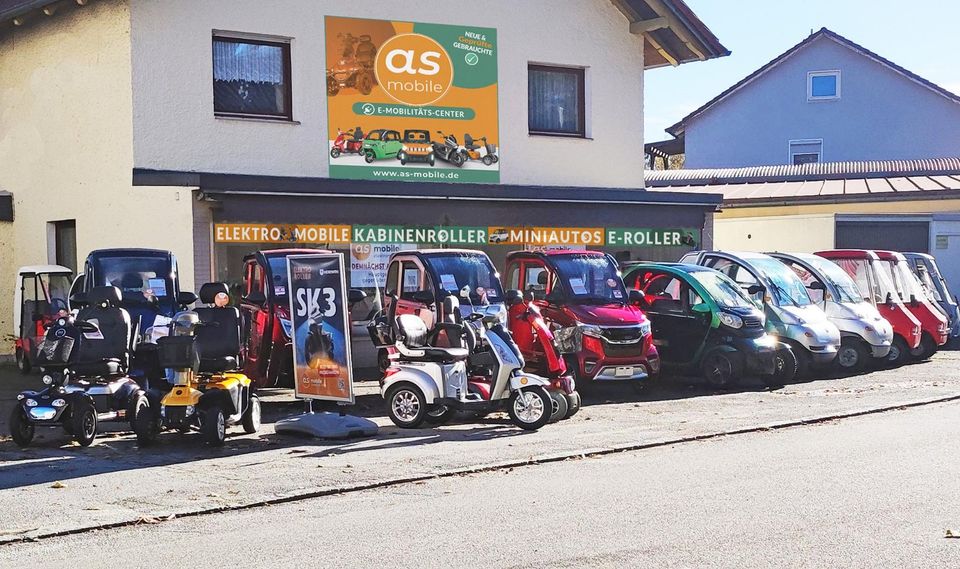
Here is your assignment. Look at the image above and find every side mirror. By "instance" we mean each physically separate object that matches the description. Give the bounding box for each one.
[412,290,435,305]
[628,289,644,305]
[808,281,825,291]
[747,284,765,296]
[505,289,523,306]
[909,294,918,307]
[459,285,472,299]
[244,291,267,306]
[177,291,198,306]
[348,289,367,305]
[885,292,894,307]
[691,302,711,314]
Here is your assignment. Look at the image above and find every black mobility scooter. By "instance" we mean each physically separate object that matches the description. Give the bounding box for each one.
[9,286,146,447]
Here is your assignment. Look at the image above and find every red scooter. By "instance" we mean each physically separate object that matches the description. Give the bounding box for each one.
[507,290,580,419]
[330,127,365,158]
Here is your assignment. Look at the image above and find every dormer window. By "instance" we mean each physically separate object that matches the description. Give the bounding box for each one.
[808,70,840,101]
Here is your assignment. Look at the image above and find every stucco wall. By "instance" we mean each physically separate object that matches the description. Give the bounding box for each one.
[130,0,645,188]
[0,0,195,355]
[0,220,13,348]
[684,35,960,168]
[713,213,836,253]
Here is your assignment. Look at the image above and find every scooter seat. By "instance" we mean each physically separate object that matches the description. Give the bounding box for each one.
[72,358,124,377]
[199,356,239,373]
[411,346,470,362]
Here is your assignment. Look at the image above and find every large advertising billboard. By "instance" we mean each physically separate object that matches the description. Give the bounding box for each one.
[325,16,499,184]
[287,254,354,403]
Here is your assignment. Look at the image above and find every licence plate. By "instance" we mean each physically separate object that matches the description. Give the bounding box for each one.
[615,366,634,377]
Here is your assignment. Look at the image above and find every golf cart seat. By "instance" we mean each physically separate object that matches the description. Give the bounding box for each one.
[464,134,479,150]
[395,314,469,362]
[194,282,242,373]
[72,286,132,377]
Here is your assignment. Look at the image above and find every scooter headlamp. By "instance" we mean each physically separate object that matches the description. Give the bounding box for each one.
[17,393,25,401]
[52,399,66,408]
[25,399,38,407]
[718,312,743,329]
[185,405,196,417]
[42,375,54,385]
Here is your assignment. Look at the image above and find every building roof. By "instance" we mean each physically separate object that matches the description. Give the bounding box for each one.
[666,27,960,137]
[644,157,960,207]
[612,0,730,68]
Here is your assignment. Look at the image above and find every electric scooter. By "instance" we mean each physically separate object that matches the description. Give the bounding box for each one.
[330,127,365,158]
[432,131,465,167]
[461,134,499,166]
[381,290,553,431]
[507,290,579,420]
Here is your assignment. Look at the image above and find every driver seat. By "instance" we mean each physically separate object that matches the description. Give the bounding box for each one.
[464,134,479,150]
[73,286,132,377]
[395,314,468,363]
[194,283,241,373]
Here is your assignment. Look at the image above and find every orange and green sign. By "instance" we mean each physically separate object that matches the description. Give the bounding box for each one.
[325,16,499,184]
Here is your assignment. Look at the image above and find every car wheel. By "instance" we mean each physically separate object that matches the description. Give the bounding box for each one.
[386,384,428,429]
[70,400,98,447]
[508,387,551,431]
[330,147,341,159]
[9,408,34,447]
[15,347,31,375]
[886,335,911,367]
[770,347,798,385]
[909,333,937,361]
[836,337,869,373]
[364,151,375,164]
[241,394,262,434]
[201,404,227,446]
[429,155,435,167]
[701,351,738,389]
[548,389,568,423]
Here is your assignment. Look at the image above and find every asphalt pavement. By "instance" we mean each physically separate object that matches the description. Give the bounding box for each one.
[2,398,957,568]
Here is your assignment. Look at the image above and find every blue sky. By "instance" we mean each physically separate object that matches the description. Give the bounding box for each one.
[644,0,960,142]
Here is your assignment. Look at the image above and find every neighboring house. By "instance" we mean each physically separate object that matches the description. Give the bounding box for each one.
[648,28,960,169]
[0,0,727,358]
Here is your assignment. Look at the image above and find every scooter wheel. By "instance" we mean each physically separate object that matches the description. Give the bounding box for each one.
[564,391,581,419]
[424,405,455,425]
[330,148,341,159]
[132,394,160,445]
[241,394,262,434]
[482,155,493,166]
[386,384,428,429]
[548,390,568,423]
[9,408,34,447]
[70,401,98,447]
[508,387,551,431]
[201,404,227,446]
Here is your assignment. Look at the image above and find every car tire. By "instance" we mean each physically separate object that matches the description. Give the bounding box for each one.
[9,408,34,447]
[886,335,911,367]
[836,337,870,374]
[386,384,428,429]
[771,347,798,385]
[201,404,227,446]
[70,400,98,447]
[909,333,937,361]
[364,152,375,164]
[15,347,31,375]
[701,350,739,389]
[429,155,435,167]
[548,389,568,423]
[792,344,811,378]
[241,394,262,434]
[508,387,551,431]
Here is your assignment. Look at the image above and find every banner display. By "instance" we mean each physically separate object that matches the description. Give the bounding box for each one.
[349,243,416,288]
[287,254,354,403]
[214,224,352,245]
[605,228,700,248]
[325,16,499,184]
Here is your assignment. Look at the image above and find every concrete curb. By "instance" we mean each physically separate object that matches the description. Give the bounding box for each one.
[3,392,959,546]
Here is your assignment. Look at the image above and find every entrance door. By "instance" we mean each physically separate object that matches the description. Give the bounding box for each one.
[51,220,77,273]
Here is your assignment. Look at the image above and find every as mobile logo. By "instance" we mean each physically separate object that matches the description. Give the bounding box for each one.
[375,33,453,106]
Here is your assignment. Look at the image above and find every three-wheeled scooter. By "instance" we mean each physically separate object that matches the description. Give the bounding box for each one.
[623,262,786,387]
[12,265,73,374]
[9,286,146,447]
[770,252,893,373]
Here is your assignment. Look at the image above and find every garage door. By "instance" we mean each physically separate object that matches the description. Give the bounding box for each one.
[835,221,929,253]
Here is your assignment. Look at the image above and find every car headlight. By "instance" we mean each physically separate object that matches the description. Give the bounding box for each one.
[52,399,66,408]
[42,375,54,385]
[25,399,38,407]
[639,321,652,337]
[279,318,293,339]
[579,324,603,338]
[719,312,743,329]
[185,405,196,416]
[402,145,408,151]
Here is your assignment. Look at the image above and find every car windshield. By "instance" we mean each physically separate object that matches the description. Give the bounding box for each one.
[94,256,175,307]
[267,256,291,299]
[690,270,757,309]
[892,259,928,301]
[801,256,863,304]
[550,254,627,304]
[749,258,812,307]
[913,263,944,302]
[425,254,503,303]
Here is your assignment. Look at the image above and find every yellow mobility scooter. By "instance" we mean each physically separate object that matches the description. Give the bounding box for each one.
[135,283,261,445]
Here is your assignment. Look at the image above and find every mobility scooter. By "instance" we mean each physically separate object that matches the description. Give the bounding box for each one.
[398,130,435,166]
[904,252,959,341]
[13,264,73,374]
[136,283,260,446]
[873,250,948,360]
[623,263,786,387]
[326,32,377,96]
[460,134,498,166]
[504,250,658,389]
[9,286,146,447]
[680,251,841,377]
[380,291,554,431]
[432,131,465,167]
[815,250,922,367]
[770,252,893,373]
[330,127,365,158]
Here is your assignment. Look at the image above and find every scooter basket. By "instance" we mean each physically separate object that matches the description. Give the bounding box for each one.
[35,336,76,365]
[157,336,199,371]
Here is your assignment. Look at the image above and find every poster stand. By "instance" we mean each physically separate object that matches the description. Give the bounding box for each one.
[274,253,378,440]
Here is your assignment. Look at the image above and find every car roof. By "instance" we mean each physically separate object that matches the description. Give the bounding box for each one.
[18,264,73,275]
[506,249,598,260]
[623,262,710,274]
[87,248,171,258]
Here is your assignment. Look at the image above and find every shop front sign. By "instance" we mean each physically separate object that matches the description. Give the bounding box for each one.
[214,224,351,244]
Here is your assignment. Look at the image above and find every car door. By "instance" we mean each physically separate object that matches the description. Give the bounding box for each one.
[393,257,435,329]
[638,271,710,364]
[384,131,403,157]
[240,258,270,378]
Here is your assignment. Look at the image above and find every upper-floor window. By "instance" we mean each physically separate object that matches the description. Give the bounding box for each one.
[213,34,292,120]
[789,139,823,164]
[807,70,840,101]
[528,64,586,137]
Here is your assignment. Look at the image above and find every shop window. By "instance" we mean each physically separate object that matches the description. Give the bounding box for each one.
[528,64,586,137]
[49,220,77,273]
[808,70,840,101]
[213,34,292,120]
